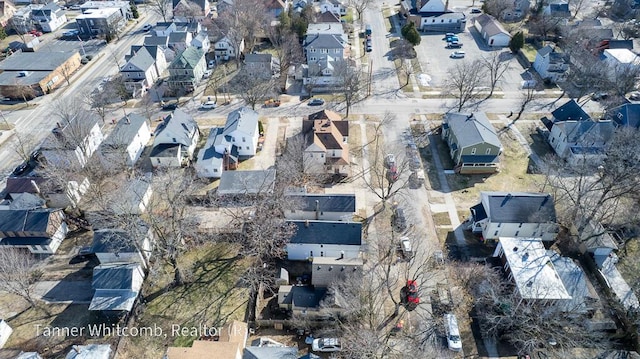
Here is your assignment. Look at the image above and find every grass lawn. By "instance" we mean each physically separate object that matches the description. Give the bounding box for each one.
[514,121,554,161]
[393,59,411,92]
[117,243,249,358]
[521,43,538,64]
[432,212,451,226]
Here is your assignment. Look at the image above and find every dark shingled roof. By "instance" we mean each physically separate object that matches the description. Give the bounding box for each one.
[288,220,361,245]
[287,194,356,213]
[279,285,327,308]
[551,99,590,122]
[444,112,501,149]
[92,264,141,290]
[481,192,557,223]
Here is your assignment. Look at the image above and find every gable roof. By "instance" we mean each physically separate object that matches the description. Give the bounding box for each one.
[288,220,362,245]
[481,191,557,223]
[168,31,188,43]
[286,194,356,213]
[244,53,272,63]
[153,109,198,147]
[243,346,298,359]
[551,99,590,122]
[553,119,615,145]
[538,45,553,57]
[103,114,148,148]
[5,193,45,210]
[444,112,501,149]
[474,14,510,37]
[316,10,341,23]
[65,345,112,359]
[224,107,259,137]
[169,47,204,69]
[144,35,169,47]
[91,229,137,254]
[304,33,345,50]
[607,103,640,129]
[217,170,276,196]
[0,208,59,233]
[92,263,143,290]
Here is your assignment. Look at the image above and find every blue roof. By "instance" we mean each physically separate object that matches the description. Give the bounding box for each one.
[443,112,501,149]
[460,154,499,163]
[288,220,362,245]
[551,100,590,122]
[608,103,640,129]
[470,203,487,221]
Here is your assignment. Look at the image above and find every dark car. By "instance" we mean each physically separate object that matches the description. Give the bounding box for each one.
[392,207,407,232]
[162,102,178,111]
[12,162,29,176]
[308,98,325,106]
[591,92,608,101]
[470,8,481,13]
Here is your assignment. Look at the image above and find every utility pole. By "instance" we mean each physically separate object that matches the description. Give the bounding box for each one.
[368,60,373,97]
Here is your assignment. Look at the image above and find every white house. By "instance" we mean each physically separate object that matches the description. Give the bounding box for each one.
[150,109,200,168]
[89,263,145,313]
[213,34,244,61]
[0,208,68,254]
[120,47,160,98]
[41,113,104,169]
[319,0,346,15]
[190,31,210,52]
[533,45,569,83]
[30,2,67,32]
[493,237,571,302]
[0,320,12,348]
[602,48,640,81]
[548,119,614,164]
[66,344,112,359]
[90,228,152,269]
[195,107,259,178]
[101,114,151,166]
[473,14,512,47]
[284,193,355,221]
[285,220,362,261]
[469,192,558,242]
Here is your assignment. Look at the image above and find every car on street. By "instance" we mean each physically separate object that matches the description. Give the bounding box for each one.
[450,51,466,58]
[470,8,482,13]
[400,237,412,259]
[629,92,640,101]
[69,4,81,10]
[142,24,153,31]
[384,153,396,168]
[308,98,325,106]
[62,29,80,37]
[161,102,178,111]
[446,41,463,48]
[392,206,407,232]
[311,338,342,352]
[203,69,212,78]
[200,101,217,110]
[208,60,216,69]
[12,162,29,176]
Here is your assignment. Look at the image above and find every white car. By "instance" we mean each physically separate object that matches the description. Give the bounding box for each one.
[312,338,342,352]
[384,153,396,168]
[200,101,217,110]
[208,60,216,69]
[203,69,212,78]
[400,237,412,258]
[450,51,466,58]
[142,24,153,31]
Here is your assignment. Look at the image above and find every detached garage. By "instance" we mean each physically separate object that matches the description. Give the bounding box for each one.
[473,14,512,47]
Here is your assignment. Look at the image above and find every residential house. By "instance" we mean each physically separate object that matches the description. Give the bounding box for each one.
[172,0,210,20]
[0,0,16,27]
[65,345,112,359]
[302,110,350,175]
[0,319,12,348]
[150,109,199,167]
[399,0,466,33]
[602,49,640,81]
[441,112,502,174]
[319,0,345,16]
[500,0,530,22]
[143,35,170,48]
[303,22,348,84]
[165,321,248,359]
[167,47,206,92]
[2,175,89,209]
[190,31,210,52]
[9,5,32,34]
[30,2,66,32]
[244,53,278,78]
[576,218,619,269]
[101,114,151,166]
[90,228,152,268]
[80,1,132,20]
[469,191,559,242]
[168,31,193,52]
[285,220,362,261]
[533,45,569,83]
[543,0,571,18]
[311,256,363,287]
[0,193,44,211]
[75,8,125,38]
[264,0,287,17]
[41,112,104,169]
[547,251,599,314]
[89,263,145,313]
[127,44,169,78]
[284,193,355,221]
[0,208,67,254]
[212,34,244,61]
[277,285,328,315]
[243,346,298,359]
[195,107,259,178]
[606,103,640,129]
[472,14,511,47]
[315,9,341,22]
[216,170,276,196]
[550,99,589,122]
[0,51,82,98]
[120,47,160,98]
[493,237,571,302]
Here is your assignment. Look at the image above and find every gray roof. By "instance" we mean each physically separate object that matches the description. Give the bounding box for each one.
[287,194,356,213]
[444,112,502,149]
[217,170,276,196]
[244,53,272,63]
[288,220,362,245]
[103,114,148,148]
[129,45,162,61]
[121,47,155,72]
[224,107,259,137]
[6,193,45,210]
[481,191,557,223]
[243,347,298,359]
[90,229,137,254]
[65,344,112,359]
[0,51,78,71]
[551,99,590,122]
[168,31,188,43]
[553,120,615,144]
[304,33,345,50]
[474,14,510,37]
[0,70,50,86]
[0,208,59,233]
[144,35,169,47]
[279,285,328,308]
[92,263,142,290]
[153,109,198,147]
[89,289,138,311]
[538,45,553,57]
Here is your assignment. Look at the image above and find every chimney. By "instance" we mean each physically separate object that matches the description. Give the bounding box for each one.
[305,220,309,228]
[315,200,320,220]
[30,180,41,194]
[339,251,344,260]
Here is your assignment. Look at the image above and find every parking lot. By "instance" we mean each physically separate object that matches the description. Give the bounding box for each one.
[413,20,528,94]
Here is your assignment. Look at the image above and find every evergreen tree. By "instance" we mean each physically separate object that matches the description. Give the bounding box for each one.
[130,0,140,19]
[401,23,421,46]
[509,31,524,53]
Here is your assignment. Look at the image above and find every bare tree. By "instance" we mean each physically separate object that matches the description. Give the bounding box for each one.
[528,14,563,42]
[481,51,510,98]
[59,62,76,86]
[605,64,640,98]
[205,64,230,104]
[231,69,276,109]
[444,60,487,112]
[483,0,512,18]
[172,0,203,18]
[347,0,375,25]
[215,0,267,56]
[334,61,366,117]
[267,28,303,91]
[148,0,172,22]
[3,82,37,104]
[10,131,39,162]
[0,249,47,314]
[511,85,537,123]
[568,0,588,19]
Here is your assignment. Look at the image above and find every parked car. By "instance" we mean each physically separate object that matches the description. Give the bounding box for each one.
[392,206,407,232]
[200,101,217,110]
[404,280,419,305]
[264,99,281,108]
[384,153,396,168]
[366,44,372,52]
[400,237,412,259]
[444,32,455,39]
[629,92,640,101]
[29,30,43,37]
[69,4,81,10]
[445,314,463,351]
[446,42,463,49]
[12,162,29,176]
[161,102,178,111]
[446,36,459,43]
[450,51,466,58]
[203,69,212,78]
[308,98,325,106]
[142,24,153,31]
[208,60,216,69]
[591,92,609,101]
[63,29,80,37]
[312,338,342,352]
[470,7,481,13]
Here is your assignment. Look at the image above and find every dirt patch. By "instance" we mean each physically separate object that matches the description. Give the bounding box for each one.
[432,212,451,226]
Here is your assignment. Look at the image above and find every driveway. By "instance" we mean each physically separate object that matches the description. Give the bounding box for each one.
[34,280,93,304]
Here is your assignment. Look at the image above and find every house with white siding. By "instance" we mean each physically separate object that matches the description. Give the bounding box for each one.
[284,193,355,221]
[285,220,362,261]
[101,114,151,166]
[149,109,199,168]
